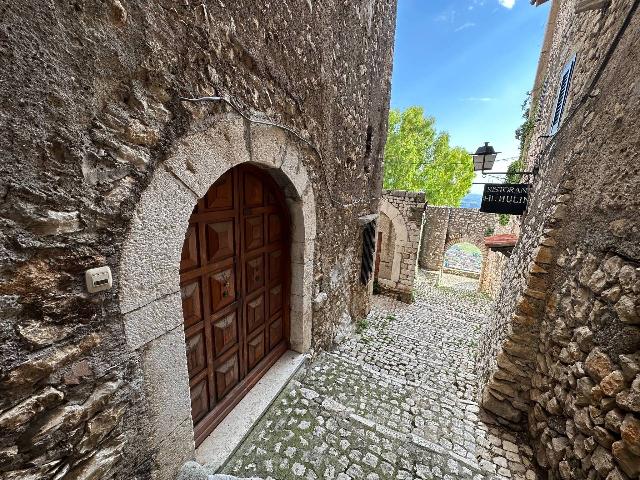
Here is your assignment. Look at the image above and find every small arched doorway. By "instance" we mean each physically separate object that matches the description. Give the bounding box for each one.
[180,163,291,445]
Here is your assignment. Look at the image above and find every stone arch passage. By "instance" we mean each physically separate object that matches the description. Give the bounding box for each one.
[117,114,316,473]
[442,239,485,276]
[419,206,497,271]
[377,198,408,285]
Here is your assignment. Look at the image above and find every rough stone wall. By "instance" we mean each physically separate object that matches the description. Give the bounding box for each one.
[376,190,426,303]
[479,249,510,298]
[418,206,497,271]
[479,222,518,298]
[0,1,397,479]
[478,1,640,478]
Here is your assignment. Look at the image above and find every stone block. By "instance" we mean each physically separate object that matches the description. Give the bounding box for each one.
[1,334,100,390]
[123,292,182,351]
[585,348,614,382]
[141,327,193,451]
[164,117,248,198]
[0,387,64,429]
[119,166,197,314]
[620,414,640,456]
[612,440,640,477]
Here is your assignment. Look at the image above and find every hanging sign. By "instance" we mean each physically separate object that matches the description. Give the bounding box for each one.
[480,184,530,215]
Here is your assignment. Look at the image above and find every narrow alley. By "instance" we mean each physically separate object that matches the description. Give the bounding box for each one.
[216,273,538,480]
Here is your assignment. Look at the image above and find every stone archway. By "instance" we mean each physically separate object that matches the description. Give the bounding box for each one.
[441,236,488,280]
[117,113,316,477]
[377,198,408,285]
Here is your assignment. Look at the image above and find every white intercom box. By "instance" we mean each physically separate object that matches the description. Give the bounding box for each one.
[85,266,112,293]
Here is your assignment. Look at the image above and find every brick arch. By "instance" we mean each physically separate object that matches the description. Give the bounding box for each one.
[117,113,316,473]
[378,198,409,284]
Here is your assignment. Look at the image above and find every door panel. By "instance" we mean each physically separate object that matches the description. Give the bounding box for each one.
[185,330,207,377]
[246,295,265,334]
[181,281,202,328]
[179,165,291,446]
[209,268,236,312]
[212,312,238,356]
[181,225,199,270]
[244,216,264,251]
[206,221,235,261]
[190,380,209,424]
[214,354,240,399]
[245,255,264,293]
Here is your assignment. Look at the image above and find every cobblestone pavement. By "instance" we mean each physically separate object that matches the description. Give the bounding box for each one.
[433,272,481,292]
[220,271,539,480]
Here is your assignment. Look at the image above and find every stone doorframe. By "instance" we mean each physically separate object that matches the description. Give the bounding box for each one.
[117,114,316,478]
[378,198,408,285]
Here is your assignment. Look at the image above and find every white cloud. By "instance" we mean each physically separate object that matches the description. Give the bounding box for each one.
[454,22,476,32]
[498,0,516,8]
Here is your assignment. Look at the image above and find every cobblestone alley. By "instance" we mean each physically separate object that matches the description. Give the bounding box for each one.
[217,272,540,480]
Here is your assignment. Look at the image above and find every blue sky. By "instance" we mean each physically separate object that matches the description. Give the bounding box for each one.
[390,0,551,193]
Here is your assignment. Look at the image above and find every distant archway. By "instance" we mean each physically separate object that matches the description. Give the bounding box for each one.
[443,241,483,274]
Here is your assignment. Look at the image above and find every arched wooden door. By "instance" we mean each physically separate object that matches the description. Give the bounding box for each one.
[179,164,291,445]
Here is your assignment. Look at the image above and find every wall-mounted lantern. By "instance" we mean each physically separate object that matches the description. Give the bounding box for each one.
[471,141,540,216]
[472,142,498,172]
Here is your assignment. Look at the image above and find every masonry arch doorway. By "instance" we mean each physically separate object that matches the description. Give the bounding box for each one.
[118,115,316,471]
[374,199,408,285]
[181,163,292,444]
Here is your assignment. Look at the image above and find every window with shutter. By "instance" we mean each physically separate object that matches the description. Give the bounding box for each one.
[549,55,577,135]
[360,219,377,285]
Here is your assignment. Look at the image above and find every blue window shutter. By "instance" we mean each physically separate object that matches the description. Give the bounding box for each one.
[549,55,577,135]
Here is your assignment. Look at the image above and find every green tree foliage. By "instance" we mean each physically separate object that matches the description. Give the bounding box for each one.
[383,107,474,206]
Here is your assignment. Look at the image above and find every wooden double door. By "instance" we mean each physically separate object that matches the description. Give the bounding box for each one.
[180,164,291,445]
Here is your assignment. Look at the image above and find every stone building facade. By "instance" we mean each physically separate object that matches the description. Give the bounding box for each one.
[374,190,426,303]
[479,1,640,478]
[0,2,397,479]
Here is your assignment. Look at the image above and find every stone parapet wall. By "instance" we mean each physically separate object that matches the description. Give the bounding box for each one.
[478,1,640,478]
[376,190,426,302]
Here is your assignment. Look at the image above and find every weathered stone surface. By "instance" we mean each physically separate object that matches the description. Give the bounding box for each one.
[1,334,100,390]
[615,295,639,324]
[63,441,125,480]
[611,440,640,477]
[591,445,614,476]
[33,380,121,443]
[620,414,640,456]
[0,387,64,429]
[619,354,640,382]
[601,371,626,397]
[617,376,640,413]
[76,406,125,454]
[585,349,615,382]
[605,409,625,433]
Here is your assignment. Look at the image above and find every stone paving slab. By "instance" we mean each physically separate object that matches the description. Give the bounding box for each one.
[219,271,539,480]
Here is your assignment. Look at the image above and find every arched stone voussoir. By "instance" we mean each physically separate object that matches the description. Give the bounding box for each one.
[119,112,318,355]
[379,199,408,242]
[164,115,250,199]
[119,165,197,315]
